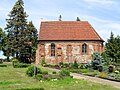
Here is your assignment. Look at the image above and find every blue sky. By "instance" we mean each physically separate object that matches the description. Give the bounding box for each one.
[0,0,120,58]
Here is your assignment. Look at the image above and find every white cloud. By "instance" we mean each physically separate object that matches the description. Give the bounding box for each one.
[84,0,117,5]
[80,15,120,41]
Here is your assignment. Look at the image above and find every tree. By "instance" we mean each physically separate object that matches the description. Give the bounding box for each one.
[76,17,80,21]
[5,0,37,63]
[0,27,5,50]
[91,52,104,70]
[105,32,120,63]
[20,21,37,63]
[0,27,11,61]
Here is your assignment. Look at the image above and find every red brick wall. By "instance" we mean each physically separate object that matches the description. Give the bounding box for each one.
[36,41,104,64]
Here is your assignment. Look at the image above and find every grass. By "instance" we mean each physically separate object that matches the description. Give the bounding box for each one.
[0,64,120,90]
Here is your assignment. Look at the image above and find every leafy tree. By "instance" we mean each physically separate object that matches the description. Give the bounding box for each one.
[105,32,120,63]
[5,0,37,63]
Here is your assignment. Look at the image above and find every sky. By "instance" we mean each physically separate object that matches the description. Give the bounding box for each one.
[0,0,120,58]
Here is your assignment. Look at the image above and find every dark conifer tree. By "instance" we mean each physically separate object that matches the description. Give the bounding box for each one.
[5,0,37,63]
[105,32,120,63]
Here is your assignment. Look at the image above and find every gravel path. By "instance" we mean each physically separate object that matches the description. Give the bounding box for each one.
[42,67,120,89]
[71,73,120,89]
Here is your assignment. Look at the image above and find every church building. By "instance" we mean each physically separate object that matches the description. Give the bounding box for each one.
[36,20,104,64]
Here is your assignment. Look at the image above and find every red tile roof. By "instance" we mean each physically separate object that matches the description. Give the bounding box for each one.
[38,21,104,41]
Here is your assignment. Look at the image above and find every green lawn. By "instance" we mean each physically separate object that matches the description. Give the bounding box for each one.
[0,64,120,90]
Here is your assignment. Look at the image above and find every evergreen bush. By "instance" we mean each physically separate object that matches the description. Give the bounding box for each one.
[14,63,31,68]
[52,71,57,74]
[26,66,42,77]
[0,64,7,67]
[59,68,70,77]
[91,52,104,70]
[42,70,48,75]
[73,60,78,69]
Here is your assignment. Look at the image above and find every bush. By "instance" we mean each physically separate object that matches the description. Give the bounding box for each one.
[59,68,70,77]
[59,62,64,67]
[42,70,48,75]
[52,71,57,74]
[114,70,119,74]
[73,60,78,69]
[91,52,104,70]
[35,74,43,81]
[98,66,103,72]
[12,59,19,67]
[26,66,42,77]
[99,72,107,79]
[79,64,87,69]
[0,64,7,67]
[14,63,31,68]
[108,65,114,73]
[54,65,60,69]
[63,63,69,68]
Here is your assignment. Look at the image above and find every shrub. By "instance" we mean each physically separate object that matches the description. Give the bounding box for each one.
[91,52,104,70]
[79,64,87,69]
[114,70,119,74]
[99,72,107,79]
[59,68,70,77]
[26,66,42,77]
[108,65,114,73]
[35,74,43,81]
[98,66,103,72]
[54,65,60,69]
[59,62,64,67]
[42,70,48,75]
[14,63,31,68]
[0,64,7,67]
[73,60,78,69]
[52,71,57,74]
[63,63,69,68]
[12,59,19,67]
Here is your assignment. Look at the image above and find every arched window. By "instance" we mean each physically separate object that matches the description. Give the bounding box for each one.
[51,43,55,56]
[67,45,72,53]
[82,43,87,54]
